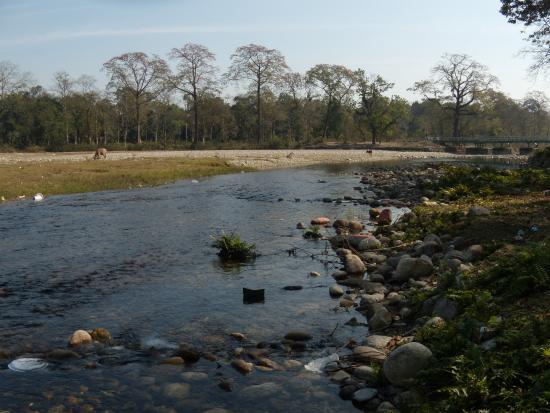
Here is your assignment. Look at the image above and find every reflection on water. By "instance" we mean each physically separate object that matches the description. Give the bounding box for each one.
[0,161,437,412]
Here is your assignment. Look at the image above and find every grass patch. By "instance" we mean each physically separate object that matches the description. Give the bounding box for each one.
[212,232,257,261]
[0,158,247,201]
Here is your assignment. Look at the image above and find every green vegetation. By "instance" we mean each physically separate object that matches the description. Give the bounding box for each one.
[212,232,257,261]
[404,166,550,412]
[0,158,244,201]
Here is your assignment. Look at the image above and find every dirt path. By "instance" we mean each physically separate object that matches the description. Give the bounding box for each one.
[0,149,525,169]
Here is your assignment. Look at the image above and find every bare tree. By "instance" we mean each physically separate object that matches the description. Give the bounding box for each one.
[103,52,168,144]
[168,43,218,144]
[226,44,288,143]
[53,71,74,143]
[281,72,305,141]
[0,61,32,100]
[411,54,498,137]
[306,64,357,139]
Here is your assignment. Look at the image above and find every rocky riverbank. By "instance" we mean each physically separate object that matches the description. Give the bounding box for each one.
[294,162,550,412]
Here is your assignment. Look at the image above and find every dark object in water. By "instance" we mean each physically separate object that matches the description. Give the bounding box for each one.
[283,286,303,291]
[243,288,265,304]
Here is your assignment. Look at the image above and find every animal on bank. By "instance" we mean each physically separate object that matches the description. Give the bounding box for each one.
[93,148,107,160]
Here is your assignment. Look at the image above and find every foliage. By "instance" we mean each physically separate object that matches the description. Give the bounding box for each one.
[212,232,257,261]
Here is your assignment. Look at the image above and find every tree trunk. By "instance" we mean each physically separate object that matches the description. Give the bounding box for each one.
[452,107,460,138]
[257,80,262,144]
[136,98,141,144]
[193,90,199,144]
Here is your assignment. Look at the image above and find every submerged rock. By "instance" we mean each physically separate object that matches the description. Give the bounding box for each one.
[284,331,312,341]
[231,359,254,374]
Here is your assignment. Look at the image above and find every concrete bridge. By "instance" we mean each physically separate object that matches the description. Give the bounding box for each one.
[430,136,550,155]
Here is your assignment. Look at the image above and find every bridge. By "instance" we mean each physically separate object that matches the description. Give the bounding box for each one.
[429,136,550,155]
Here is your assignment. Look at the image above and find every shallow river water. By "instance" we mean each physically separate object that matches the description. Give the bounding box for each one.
[0,162,418,412]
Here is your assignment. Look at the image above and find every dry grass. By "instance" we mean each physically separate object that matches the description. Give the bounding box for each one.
[0,158,246,201]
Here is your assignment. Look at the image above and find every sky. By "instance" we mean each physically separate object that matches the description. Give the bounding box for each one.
[0,0,546,101]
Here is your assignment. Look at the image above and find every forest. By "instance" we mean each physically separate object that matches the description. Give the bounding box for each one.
[1,46,549,151]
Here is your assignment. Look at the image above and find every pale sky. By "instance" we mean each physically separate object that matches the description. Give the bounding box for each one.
[0,0,546,101]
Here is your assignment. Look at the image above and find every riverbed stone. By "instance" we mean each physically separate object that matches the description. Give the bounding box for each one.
[358,236,382,251]
[181,372,208,381]
[311,217,330,226]
[231,359,254,374]
[369,307,392,331]
[353,388,378,403]
[90,328,112,343]
[345,253,366,274]
[383,343,433,387]
[160,357,185,366]
[469,206,490,216]
[393,256,434,282]
[329,284,344,298]
[353,365,377,382]
[377,401,398,412]
[365,335,392,350]
[369,274,385,283]
[163,383,190,399]
[360,293,385,305]
[349,220,364,234]
[47,349,81,360]
[377,209,393,225]
[353,346,387,363]
[330,369,351,383]
[240,382,282,399]
[432,297,459,320]
[413,241,442,257]
[332,270,348,281]
[68,330,92,347]
[284,331,312,341]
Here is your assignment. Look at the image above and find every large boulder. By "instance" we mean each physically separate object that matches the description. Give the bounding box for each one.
[393,256,434,282]
[344,253,366,274]
[383,342,433,387]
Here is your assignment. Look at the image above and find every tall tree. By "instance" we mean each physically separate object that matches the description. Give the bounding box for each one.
[356,70,409,144]
[103,52,168,144]
[0,61,31,100]
[53,71,74,143]
[306,64,357,139]
[280,72,305,141]
[226,44,288,143]
[411,54,498,137]
[500,0,550,71]
[168,43,218,144]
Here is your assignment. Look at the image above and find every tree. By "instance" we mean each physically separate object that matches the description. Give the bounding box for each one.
[411,54,498,137]
[356,70,409,144]
[306,64,357,139]
[226,44,288,143]
[280,72,305,141]
[168,43,218,144]
[103,52,168,144]
[0,61,31,100]
[53,71,74,143]
[500,0,550,71]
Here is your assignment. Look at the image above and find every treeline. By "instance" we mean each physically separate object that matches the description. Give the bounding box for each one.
[0,46,549,150]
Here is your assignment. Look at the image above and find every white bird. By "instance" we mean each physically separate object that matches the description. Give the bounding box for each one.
[33,193,44,202]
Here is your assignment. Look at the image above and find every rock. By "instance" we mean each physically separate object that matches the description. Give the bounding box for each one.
[340,384,359,400]
[176,343,201,363]
[480,338,497,351]
[340,297,355,308]
[284,331,312,341]
[231,359,254,374]
[377,401,398,412]
[160,357,185,366]
[163,383,190,399]
[383,343,433,387]
[413,241,442,257]
[90,328,112,343]
[377,209,393,225]
[309,271,321,277]
[432,297,459,320]
[369,307,392,331]
[369,274,385,283]
[181,372,208,381]
[369,208,381,219]
[353,346,387,363]
[364,252,387,264]
[393,256,434,282]
[353,365,377,382]
[332,270,348,281]
[360,293,385,304]
[333,219,350,230]
[468,206,490,216]
[394,390,422,409]
[296,222,306,229]
[311,217,330,226]
[361,281,388,295]
[240,382,282,398]
[352,388,378,403]
[358,236,382,251]
[329,285,344,298]
[424,316,446,329]
[348,221,364,234]
[68,330,92,347]
[330,370,351,383]
[424,234,442,245]
[344,254,366,274]
[465,244,483,261]
[365,335,392,350]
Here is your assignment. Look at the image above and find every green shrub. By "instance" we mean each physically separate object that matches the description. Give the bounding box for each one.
[212,232,256,261]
